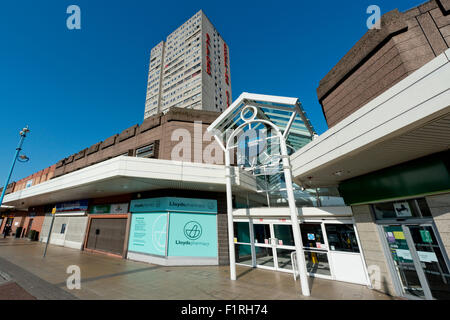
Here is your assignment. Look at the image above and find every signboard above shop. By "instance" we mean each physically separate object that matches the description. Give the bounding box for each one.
[130,197,217,214]
[89,203,129,214]
[393,202,412,217]
[55,200,88,213]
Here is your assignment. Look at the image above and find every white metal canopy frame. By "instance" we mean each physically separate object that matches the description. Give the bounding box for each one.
[207,93,316,296]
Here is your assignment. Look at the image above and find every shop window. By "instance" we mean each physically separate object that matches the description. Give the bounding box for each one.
[167,212,217,257]
[273,224,294,246]
[128,213,168,256]
[300,223,325,249]
[60,223,66,234]
[416,198,431,217]
[372,198,430,220]
[233,222,250,243]
[325,224,360,253]
[253,224,270,245]
[136,144,155,158]
[304,251,331,276]
[235,244,252,265]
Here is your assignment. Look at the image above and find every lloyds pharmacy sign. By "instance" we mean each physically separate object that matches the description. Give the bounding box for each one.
[130,197,217,213]
[128,197,218,258]
[174,221,210,248]
[175,221,210,247]
[169,215,217,257]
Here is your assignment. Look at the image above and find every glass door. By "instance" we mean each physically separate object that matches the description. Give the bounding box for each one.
[383,223,450,299]
[251,221,297,272]
[406,225,450,300]
[383,225,427,299]
[300,223,332,278]
[253,223,275,269]
[272,224,296,272]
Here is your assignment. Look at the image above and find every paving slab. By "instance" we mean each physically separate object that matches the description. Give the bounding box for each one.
[0,281,37,300]
[0,238,393,300]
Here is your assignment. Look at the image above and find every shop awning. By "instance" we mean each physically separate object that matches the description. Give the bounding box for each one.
[2,156,258,210]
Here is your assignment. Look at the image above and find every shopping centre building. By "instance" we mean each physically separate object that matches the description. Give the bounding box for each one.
[289,0,450,299]
[0,0,449,300]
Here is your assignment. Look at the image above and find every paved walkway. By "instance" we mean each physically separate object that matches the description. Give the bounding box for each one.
[0,238,393,300]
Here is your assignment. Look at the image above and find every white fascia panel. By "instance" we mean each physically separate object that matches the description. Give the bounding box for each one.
[2,157,234,204]
[119,157,184,180]
[180,161,225,183]
[3,158,123,203]
[295,51,450,157]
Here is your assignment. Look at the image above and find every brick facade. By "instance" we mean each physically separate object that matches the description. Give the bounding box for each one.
[1,107,224,196]
[53,107,223,178]
[318,0,450,128]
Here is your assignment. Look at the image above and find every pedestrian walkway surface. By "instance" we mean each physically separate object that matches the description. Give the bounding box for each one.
[0,238,393,300]
[0,282,37,300]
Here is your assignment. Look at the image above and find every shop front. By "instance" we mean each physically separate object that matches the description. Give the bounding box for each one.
[371,198,450,300]
[84,202,130,257]
[127,197,219,266]
[40,200,89,250]
[0,216,14,236]
[233,208,370,286]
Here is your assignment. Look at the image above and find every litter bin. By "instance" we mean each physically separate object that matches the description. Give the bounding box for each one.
[15,227,23,238]
[28,230,39,241]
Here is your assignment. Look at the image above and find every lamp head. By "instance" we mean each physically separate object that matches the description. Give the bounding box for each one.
[20,126,30,136]
[18,154,30,162]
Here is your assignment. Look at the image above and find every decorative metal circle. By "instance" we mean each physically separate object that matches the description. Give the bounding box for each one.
[240,105,257,122]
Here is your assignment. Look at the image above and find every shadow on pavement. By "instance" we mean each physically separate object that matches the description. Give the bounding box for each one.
[54,265,161,287]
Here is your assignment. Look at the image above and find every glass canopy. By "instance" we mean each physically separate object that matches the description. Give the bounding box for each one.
[208,92,316,153]
[207,93,346,207]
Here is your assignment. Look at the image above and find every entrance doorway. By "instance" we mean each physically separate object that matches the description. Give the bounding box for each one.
[234,218,369,285]
[86,218,127,255]
[26,219,33,238]
[381,223,450,300]
[252,222,296,272]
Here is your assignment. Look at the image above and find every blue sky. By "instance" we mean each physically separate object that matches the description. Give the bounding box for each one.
[0,0,425,183]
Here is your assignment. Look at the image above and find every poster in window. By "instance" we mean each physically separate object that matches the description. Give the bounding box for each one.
[393,202,412,217]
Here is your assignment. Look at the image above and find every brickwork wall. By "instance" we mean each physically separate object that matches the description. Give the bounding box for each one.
[318,0,450,128]
[12,165,56,192]
[53,107,223,179]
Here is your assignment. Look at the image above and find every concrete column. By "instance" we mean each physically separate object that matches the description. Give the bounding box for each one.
[351,205,397,296]
[426,193,450,257]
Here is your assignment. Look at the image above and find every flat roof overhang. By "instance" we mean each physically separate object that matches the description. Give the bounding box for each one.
[2,156,258,210]
[291,49,450,188]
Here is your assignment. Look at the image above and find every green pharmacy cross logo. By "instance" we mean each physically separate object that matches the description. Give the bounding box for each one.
[184,221,202,240]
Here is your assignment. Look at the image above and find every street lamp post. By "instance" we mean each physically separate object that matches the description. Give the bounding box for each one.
[0,126,30,208]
